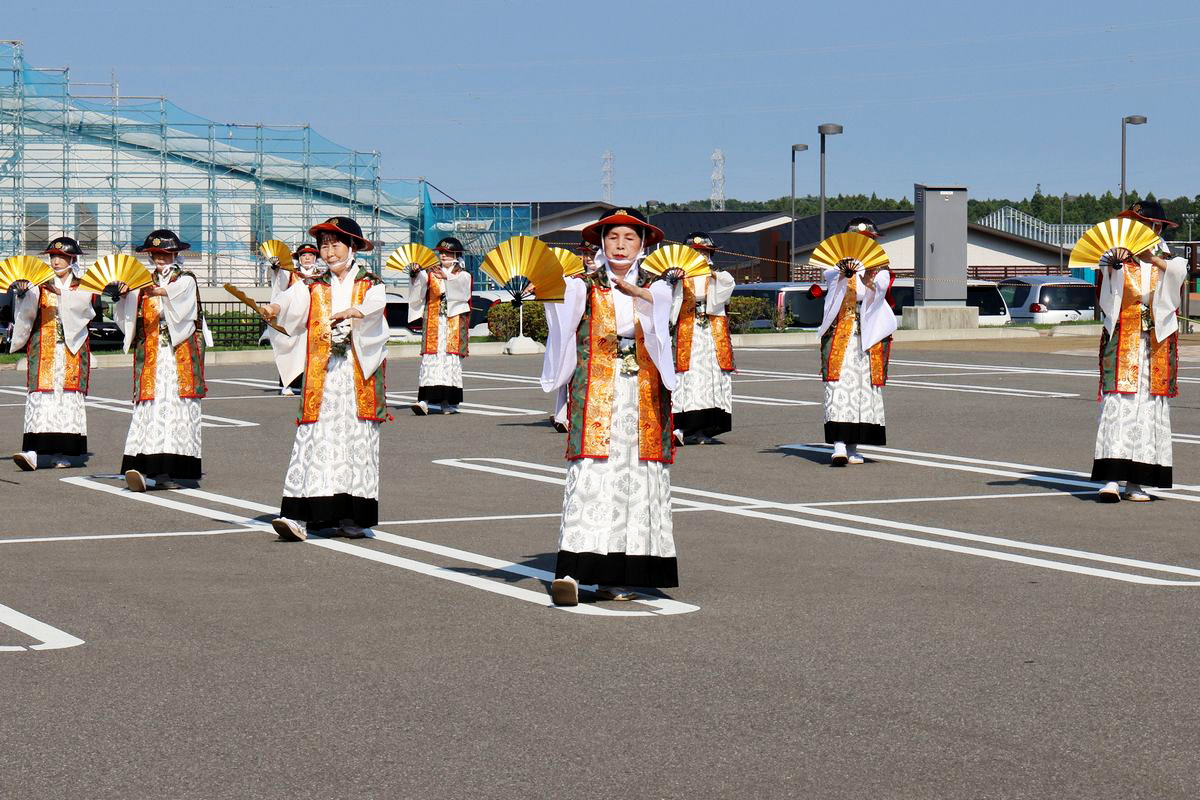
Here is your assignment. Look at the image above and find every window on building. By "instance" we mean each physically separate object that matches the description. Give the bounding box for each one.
[75,203,99,251]
[179,204,203,253]
[131,203,155,249]
[24,203,49,253]
[251,204,273,250]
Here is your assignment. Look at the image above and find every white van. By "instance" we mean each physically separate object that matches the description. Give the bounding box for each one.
[889,278,1011,327]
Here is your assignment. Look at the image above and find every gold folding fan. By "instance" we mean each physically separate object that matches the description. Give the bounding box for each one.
[79,253,153,294]
[551,247,584,277]
[810,233,889,272]
[259,239,295,272]
[385,243,439,273]
[0,255,55,292]
[480,236,566,301]
[642,244,710,278]
[1069,218,1160,269]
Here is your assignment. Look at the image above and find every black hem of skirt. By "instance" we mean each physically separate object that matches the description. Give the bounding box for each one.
[824,422,886,446]
[1090,458,1172,488]
[280,494,379,528]
[675,408,732,438]
[554,551,679,588]
[417,385,463,405]
[22,433,87,456]
[120,453,202,480]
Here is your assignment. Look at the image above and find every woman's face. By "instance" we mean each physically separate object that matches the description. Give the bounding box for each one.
[49,255,72,274]
[319,234,351,267]
[603,226,643,271]
[438,251,459,269]
[297,253,318,267]
[151,252,174,269]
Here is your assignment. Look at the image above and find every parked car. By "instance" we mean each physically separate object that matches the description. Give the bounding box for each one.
[998,276,1095,324]
[890,278,1011,327]
[729,282,822,329]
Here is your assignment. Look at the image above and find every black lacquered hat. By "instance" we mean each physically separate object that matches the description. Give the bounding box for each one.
[136,229,190,253]
[42,236,84,257]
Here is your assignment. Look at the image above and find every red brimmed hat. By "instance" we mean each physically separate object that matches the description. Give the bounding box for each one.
[435,236,465,254]
[42,236,84,258]
[1117,200,1178,229]
[307,216,375,251]
[581,207,664,247]
[292,242,319,259]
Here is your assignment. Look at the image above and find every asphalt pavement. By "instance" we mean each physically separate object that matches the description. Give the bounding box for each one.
[2,338,1199,799]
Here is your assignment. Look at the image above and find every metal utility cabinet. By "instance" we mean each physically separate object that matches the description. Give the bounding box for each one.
[905,183,978,329]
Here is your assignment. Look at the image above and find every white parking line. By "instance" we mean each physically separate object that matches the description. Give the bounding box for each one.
[0,602,86,652]
[732,368,1078,398]
[60,478,696,616]
[0,387,258,428]
[0,528,250,545]
[385,392,543,417]
[435,457,1200,587]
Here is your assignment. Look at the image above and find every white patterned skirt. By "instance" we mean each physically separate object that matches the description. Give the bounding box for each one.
[672,320,733,437]
[556,368,677,587]
[824,330,886,445]
[22,342,88,457]
[417,315,464,406]
[121,338,203,480]
[1092,332,1173,487]
[281,355,381,527]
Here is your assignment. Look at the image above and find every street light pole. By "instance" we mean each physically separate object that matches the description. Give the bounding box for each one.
[790,143,808,276]
[1120,115,1147,209]
[817,123,842,241]
[1059,193,1078,272]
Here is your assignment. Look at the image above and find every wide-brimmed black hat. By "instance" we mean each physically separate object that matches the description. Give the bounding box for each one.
[683,231,716,252]
[308,216,375,251]
[581,207,665,247]
[844,217,880,238]
[136,229,190,253]
[292,242,319,259]
[435,236,465,254]
[42,236,84,258]
[1118,200,1178,229]
[575,239,599,254]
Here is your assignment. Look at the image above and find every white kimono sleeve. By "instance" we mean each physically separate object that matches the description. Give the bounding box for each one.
[114,289,141,354]
[351,282,388,378]
[444,270,473,318]
[162,274,199,347]
[860,269,898,350]
[540,277,587,392]
[707,271,735,316]
[8,286,41,353]
[59,287,97,355]
[636,281,677,391]
[1153,256,1188,341]
[271,281,312,387]
[670,280,685,326]
[816,269,847,339]
[407,270,429,323]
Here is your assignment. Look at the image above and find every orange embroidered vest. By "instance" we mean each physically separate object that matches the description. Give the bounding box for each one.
[26,286,90,394]
[1098,262,1177,398]
[132,271,206,402]
[421,271,471,357]
[820,275,891,387]
[675,276,734,373]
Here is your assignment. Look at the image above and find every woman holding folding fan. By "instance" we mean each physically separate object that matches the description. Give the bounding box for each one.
[812,217,896,466]
[666,231,736,446]
[407,236,472,415]
[114,229,210,491]
[7,237,96,471]
[540,208,678,606]
[259,216,389,541]
[1089,201,1188,502]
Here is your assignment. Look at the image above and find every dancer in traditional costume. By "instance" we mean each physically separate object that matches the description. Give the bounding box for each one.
[668,232,735,445]
[541,208,677,605]
[1092,200,1188,502]
[9,237,96,470]
[260,217,388,541]
[116,230,209,491]
[813,217,896,466]
[548,240,600,433]
[408,236,471,415]
[267,242,324,396]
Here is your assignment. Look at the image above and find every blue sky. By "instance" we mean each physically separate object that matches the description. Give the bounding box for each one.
[6,0,1199,203]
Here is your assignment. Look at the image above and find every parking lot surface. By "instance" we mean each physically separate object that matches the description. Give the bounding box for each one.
[3,338,1199,799]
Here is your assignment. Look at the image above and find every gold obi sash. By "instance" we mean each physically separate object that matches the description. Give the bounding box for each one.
[821,275,889,387]
[565,283,674,463]
[421,272,470,357]
[133,280,205,403]
[1101,262,1176,397]
[28,287,89,394]
[675,276,735,373]
[299,278,386,425]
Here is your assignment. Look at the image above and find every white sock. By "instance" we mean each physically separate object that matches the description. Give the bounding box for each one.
[832,442,847,457]
[1100,481,1119,494]
[1125,482,1143,494]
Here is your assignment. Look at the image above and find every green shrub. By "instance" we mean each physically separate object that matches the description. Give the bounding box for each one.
[487,300,548,342]
[727,295,769,334]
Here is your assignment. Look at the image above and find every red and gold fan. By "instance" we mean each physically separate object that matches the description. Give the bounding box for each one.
[0,255,55,291]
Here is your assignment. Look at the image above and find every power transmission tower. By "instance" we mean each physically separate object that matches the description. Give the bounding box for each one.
[710,149,726,211]
[601,150,614,204]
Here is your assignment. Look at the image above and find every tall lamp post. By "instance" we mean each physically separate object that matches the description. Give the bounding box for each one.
[817,123,843,241]
[1059,192,1079,272]
[790,143,808,275]
[1120,115,1147,210]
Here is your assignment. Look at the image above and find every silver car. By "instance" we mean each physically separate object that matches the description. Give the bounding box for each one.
[998,276,1095,324]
